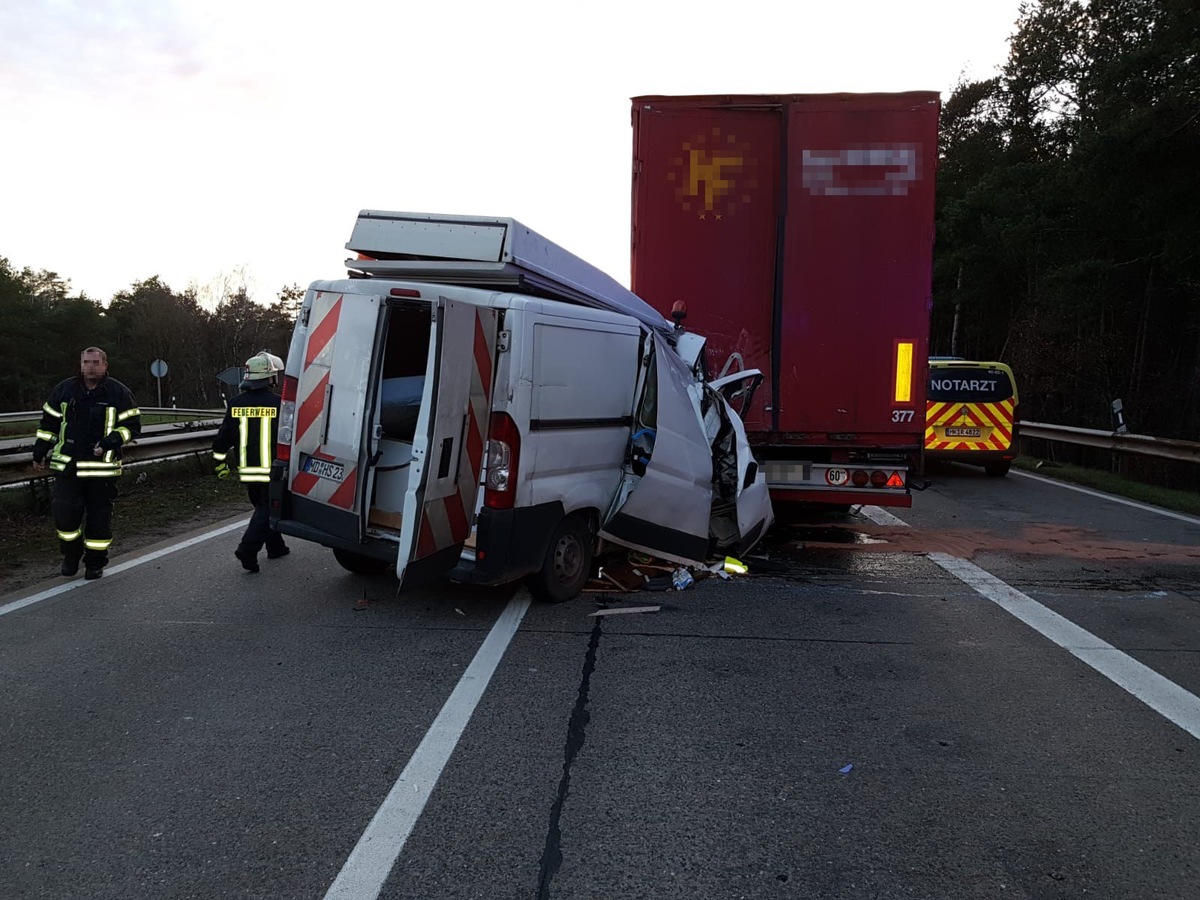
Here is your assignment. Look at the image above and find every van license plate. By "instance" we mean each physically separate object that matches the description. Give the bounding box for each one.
[945,427,982,438]
[304,457,345,481]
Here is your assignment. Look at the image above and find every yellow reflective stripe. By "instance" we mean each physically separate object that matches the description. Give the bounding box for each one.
[58,529,82,542]
[36,429,56,441]
[43,402,63,418]
[238,416,250,469]
[84,538,112,550]
[259,413,272,469]
[116,426,131,442]
[240,473,271,483]
[894,341,914,403]
[213,451,228,461]
[239,466,270,474]
[117,407,140,421]
[76,470,120,478]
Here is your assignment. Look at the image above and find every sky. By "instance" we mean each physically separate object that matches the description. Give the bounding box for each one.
[0,0,1025,306]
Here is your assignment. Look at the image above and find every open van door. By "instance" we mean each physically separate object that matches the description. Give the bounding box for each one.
[290,290,384,528]
[396,297,499,588]
[602,335,774,566]
[601,333,718,565]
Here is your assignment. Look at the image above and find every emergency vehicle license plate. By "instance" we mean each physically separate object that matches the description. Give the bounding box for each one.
[304,457,345,481]
[945,427,982,438]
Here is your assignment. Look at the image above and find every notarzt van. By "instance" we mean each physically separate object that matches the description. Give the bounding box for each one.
[269,211,773,601]
[924,358,1020,477]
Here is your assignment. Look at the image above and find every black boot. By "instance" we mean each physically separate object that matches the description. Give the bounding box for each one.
[234,547,260,573]
[61,557,81,577]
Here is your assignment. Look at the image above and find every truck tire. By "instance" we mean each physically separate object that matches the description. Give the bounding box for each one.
[332,547,393,576]
[985,461,1011,478]
[528,514,594,603]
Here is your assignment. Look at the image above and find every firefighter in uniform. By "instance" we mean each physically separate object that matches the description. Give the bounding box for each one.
[32,346,142,580]
[212,351,289,573]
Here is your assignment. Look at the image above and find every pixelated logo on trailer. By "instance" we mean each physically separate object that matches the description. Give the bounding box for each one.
[668,129,758,217]
[801,144,922,197]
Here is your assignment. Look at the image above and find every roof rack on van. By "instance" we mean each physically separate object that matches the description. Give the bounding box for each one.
[344,210,671,336]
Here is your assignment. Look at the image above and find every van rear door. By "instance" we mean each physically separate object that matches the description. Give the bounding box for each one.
[396,296,499,588]
[289,290,383,529]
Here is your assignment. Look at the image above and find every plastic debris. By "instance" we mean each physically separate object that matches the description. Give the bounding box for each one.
[724,556,749,575]
[672,568,695,591]
[838,764,854,775]
[589,605,662,617]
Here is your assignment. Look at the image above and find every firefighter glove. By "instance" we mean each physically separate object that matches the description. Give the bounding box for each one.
[214,461,231,480]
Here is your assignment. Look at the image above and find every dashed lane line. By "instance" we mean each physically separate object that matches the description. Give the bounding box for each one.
[862,505,1200,741]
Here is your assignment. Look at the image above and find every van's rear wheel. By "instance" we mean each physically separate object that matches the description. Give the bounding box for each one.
[985,461,1012,477]
[528,514,594,603]
[332,547,393,575]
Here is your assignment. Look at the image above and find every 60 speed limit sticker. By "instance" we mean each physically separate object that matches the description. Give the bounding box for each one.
[824,467,849,486]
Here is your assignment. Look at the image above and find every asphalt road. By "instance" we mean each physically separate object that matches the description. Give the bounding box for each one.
[2,464,1199,900]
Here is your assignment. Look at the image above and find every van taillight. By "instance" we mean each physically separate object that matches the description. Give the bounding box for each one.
[276,374,299,463]
[484,412,520,510]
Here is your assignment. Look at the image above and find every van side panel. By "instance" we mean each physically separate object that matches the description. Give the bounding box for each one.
[525,319,641,514]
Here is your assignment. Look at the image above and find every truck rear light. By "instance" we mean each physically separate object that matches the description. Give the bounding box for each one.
[389,288,421,297]
[484,412,521,510]
[870,470,888,488]
[277,374,298,463]
[886,471,904,488]
[852,469,869,487]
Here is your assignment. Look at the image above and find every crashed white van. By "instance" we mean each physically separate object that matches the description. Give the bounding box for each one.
[269,211,773,601]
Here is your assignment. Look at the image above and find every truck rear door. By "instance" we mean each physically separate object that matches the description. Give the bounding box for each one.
[777,95,938,439]
[289,290,383,525]
[396,297,499,588]
[630,101,780,431]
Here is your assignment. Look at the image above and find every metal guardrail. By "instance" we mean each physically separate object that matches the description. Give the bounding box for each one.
[1,413,1196,489]
[0,409,224,488]
[1019,421,1200,465]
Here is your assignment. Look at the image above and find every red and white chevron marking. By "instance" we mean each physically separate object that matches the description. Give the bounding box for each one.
[414,309,496,558]
[290,293,359,509]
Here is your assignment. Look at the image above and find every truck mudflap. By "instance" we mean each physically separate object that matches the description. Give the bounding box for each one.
[600,333,773,566]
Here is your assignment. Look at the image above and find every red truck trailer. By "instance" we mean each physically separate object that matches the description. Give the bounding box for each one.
[630,92,940,509]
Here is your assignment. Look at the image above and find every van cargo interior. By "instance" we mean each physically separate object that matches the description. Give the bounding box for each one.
[368,302,432,533]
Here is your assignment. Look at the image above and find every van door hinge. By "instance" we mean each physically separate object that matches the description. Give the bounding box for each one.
[496,331,511,353]
[300,307,311,327]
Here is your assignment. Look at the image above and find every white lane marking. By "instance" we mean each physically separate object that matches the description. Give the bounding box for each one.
[0,520,247,618]
[863,506,1200,740]
[860,506,909,527]
[324,591,533,900]
[930,552,1200,741]
[1013,469,1200,526]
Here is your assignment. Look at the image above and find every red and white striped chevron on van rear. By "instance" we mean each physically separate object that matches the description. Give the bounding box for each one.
[413,307,497,557]
[289,292,360,510]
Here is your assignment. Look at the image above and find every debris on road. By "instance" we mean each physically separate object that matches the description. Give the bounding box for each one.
[588,605,662,617]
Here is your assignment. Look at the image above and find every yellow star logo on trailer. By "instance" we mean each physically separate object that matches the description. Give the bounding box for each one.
[667,128,757,216]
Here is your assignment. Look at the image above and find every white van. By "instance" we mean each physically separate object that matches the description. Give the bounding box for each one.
[269,211,773,601]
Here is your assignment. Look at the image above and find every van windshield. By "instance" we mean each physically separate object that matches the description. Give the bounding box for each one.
[928,367,1013,403]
